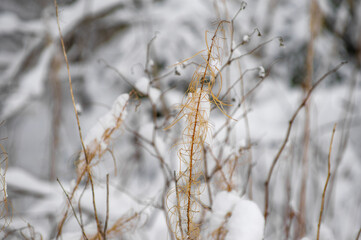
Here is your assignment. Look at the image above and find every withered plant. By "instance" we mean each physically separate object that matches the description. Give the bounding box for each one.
[166,21,230,240]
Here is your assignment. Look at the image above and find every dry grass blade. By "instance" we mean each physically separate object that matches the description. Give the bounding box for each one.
[53,0,103,237]
[104,174,110,240]
[57,178,88,240]
[316,124,336,240]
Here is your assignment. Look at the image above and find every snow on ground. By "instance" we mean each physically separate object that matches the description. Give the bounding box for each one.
[0,0,360,239]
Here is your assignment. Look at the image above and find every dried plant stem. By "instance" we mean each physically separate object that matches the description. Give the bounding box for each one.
[88,172,103,238]
[296,1,319,237]
[185,23,223,238]
[57,168,86,237]
[203,148,213,206]
[57,179,88,240]
[78,179,90,228]
[53,0,103,238]
[104,174,110,240]
[316,124,336,240]
[56,169,86,238]
[184,86,205,238]
[50,55,62,181]
[238,62,253,199]
[174,172,185,240]
[263,61,346,223]
[53,0,87,165]
[326,68,357,209]
[167,21,228,239]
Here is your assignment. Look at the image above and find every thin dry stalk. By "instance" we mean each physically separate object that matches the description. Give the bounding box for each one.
[296,0,320,237]
[210,212,231,240]
[263,61,346,223]
[174,171,185,240]
[49,54,62,181]
[326,67,357,209]
[203,148,213,206]
[316,124,336,240]
[53,0,103,237]
[238,62,254,199]
[57,179,88,240]
[78,179,90,229]
[104,174,110,240]
[57,168,87,237]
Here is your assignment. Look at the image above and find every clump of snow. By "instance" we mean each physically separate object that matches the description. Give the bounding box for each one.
[148,59,155,70]
[319,224,335,240]
[0,13,19,33]
[174,63,183,75]
[135,77,150,95]
[149,88,162,102]
[258,66,265,78]
[135,77,161,102]
[243,34,250,43]
[82,93,129,159]
[208,191,264,240]
[75,103,83,115]
[6,167,57,196]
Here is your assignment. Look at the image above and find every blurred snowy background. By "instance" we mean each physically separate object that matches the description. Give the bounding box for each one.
[0,0,360,239]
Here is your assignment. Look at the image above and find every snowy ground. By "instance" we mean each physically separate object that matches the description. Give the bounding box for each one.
[0,0,360,239]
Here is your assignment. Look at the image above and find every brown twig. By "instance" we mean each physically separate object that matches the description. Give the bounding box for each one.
[57,178,89,240]
[316,124,336,240]
[53,0,103,237]
[263,61,346,223]
[237,61,254,199]
[78,179,90,230]
[57,168,87,237]
[174,171,185,240]
[104,174,110,240]
[296,1,320,236]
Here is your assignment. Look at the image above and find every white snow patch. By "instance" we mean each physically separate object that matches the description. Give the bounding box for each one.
[135,77,150,95]
[2,46,54,119]
[135,77,161,102]
[258,66,265,78]
[209,191,264,240]
[6,167,57,196]
[149,88,162,102]
[319,223,335,240]
[83,93,129,155]
[243,34,250,43]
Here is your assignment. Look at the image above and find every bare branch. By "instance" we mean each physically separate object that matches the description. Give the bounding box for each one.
[264,61,346,222]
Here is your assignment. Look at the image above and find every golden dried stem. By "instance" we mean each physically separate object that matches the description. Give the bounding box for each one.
[53,0,103,237]
[316,124,336,240]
